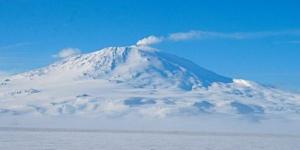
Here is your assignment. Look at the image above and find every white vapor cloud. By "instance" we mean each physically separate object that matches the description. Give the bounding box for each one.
[136,30,300,46]
[54,48,81,59]
[136,35,164,46]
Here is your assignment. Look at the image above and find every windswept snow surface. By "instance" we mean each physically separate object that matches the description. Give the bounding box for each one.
[1,128,300,150]
[0,45,300,120]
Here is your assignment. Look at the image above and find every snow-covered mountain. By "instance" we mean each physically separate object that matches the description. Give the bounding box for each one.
[0,46,299,118]
[13,46,232,90]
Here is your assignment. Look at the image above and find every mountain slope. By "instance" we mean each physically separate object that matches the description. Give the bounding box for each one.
[0,46,299,118]
[12,46,232,90]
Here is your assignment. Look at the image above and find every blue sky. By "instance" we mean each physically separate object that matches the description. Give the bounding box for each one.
[0,0,300,91]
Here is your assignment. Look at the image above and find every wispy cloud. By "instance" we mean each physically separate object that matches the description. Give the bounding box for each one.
[53,48,81,59]
[136,30,300,46]
[168,31,201,41]
[136,36,164,46]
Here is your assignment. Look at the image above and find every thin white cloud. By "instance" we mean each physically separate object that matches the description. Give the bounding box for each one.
[136,35,164,46]
[136,30,300,46]
[168,31,249,40]
[168,31,201,41]
[53,48,81,59]
[169,30,300,41]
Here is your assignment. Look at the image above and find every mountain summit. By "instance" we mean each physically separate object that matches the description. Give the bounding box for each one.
[15,46,232,90]
[0,46,299,118]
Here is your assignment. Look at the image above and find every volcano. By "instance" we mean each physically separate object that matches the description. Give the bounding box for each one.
[0,46,299,118]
